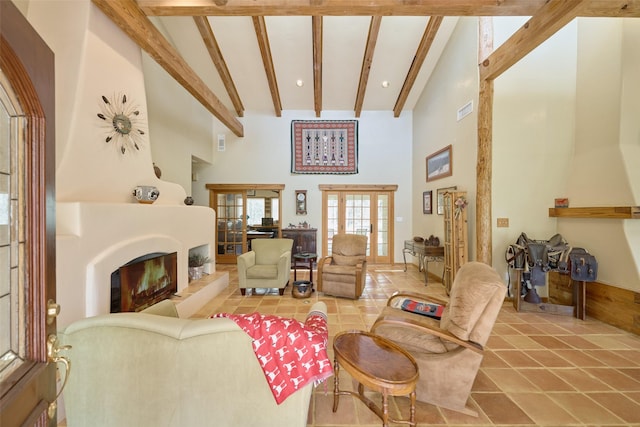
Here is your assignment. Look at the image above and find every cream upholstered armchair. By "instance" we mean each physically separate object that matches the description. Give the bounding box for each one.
[317,233,367,299]
[237,238,293,295]
[370,261,506,416]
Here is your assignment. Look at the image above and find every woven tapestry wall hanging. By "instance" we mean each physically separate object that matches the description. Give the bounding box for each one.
[291,120,358,174]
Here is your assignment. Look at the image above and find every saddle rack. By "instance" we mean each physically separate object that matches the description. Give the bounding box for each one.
[506,232,596,320]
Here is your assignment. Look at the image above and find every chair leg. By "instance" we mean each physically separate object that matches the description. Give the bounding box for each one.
[279,288,285,296]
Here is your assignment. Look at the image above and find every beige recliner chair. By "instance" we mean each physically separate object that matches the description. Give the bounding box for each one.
[370,261,506,416]
[237,238,293,295]
[317,233,367,299]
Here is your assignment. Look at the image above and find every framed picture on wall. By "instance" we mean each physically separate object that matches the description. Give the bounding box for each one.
[426,145,453,182]
[423,191,432,214]
[437,186,457,215]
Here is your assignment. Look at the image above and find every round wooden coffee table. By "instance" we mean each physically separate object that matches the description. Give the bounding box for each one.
[333,330,419,427]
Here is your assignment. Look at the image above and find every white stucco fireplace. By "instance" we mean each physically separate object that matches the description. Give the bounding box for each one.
[56,201,219,328]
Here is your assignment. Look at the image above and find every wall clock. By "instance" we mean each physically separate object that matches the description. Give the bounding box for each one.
[97,93,146,154]
[295,190,307,215]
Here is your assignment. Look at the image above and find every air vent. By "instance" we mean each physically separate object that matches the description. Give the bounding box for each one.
[457,101,473,121]
[217,134,225,151]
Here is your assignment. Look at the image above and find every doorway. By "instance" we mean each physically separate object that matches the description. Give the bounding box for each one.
[0,2,58,426]
[206,184,284,263]
[320,185,396,264]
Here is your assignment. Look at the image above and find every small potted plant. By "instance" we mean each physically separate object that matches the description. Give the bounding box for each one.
[188,253,211,281]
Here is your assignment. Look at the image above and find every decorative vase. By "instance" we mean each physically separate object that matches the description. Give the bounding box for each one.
[133,186,159,204]
[188,266,204,281]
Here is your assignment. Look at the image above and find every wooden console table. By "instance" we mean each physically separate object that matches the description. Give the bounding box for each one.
[402,240,444,285]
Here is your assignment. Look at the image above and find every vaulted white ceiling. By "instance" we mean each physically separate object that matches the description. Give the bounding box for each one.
[151,15,458,114]
[92,0,640,137]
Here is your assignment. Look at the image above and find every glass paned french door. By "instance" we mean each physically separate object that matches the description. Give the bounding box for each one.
[215,192,244,263]
[377,194,389,257]
[322,187,394,264]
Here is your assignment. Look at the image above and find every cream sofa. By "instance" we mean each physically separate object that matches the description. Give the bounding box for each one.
[60,299,326,427]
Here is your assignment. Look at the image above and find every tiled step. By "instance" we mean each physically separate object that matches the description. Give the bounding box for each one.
[171,270,229,318]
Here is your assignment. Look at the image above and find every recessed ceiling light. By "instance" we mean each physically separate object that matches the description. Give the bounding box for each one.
[381,80,390,88]
[296,79,304,87]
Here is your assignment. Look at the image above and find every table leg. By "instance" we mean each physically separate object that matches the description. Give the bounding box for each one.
[422,255,429,284]
[402,249,409,271]
[574,280,586,320]
[381,389,389,427]
[513,269,522,312]
[332,358,340,412]
[294,259,298,281]
[409,390,416,427]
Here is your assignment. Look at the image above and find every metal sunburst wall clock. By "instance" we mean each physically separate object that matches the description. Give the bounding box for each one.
[97,93,146,154]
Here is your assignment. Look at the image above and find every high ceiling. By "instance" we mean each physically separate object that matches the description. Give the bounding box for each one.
[93,0,640,137]
[151,14,458,116]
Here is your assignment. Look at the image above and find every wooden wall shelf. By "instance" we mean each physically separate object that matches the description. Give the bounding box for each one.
[549,206,640,219]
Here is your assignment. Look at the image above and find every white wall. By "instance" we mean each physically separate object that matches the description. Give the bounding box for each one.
[557,18,640,290]
[22,0,218,327]
[413,16,640,292]
[412,17,481,278]
[492,19,578,283]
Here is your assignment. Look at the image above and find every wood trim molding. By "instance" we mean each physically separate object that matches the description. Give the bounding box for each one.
[318,184,398,191]
[206,183,285,191]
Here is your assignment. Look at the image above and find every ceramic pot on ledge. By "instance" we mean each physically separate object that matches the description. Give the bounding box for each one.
[133,186,159,204]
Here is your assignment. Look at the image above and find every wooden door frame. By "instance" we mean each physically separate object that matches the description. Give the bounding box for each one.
[206,184,284,263]
[319,184,397,264]
[0,2,57,426]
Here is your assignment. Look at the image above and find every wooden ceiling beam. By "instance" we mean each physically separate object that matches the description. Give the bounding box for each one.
[252,16,282,117]
[312,16,323,117]
[579,0,640,17]
[479,0,585,82]
[139,0,550,17]
[354,16,382,118]
[139,0,640,17]
[91,0,244,136]
[393,15,443,117]
[193,16,244,117]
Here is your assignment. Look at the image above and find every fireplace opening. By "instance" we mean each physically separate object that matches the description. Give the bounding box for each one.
[110,252,178,313]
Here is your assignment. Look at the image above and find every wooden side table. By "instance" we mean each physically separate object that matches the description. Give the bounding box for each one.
[292,252,317,299]
[293,252,317,284]
[333,330,419,427]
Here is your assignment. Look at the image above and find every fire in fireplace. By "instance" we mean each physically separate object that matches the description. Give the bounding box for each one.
[110,252,178,312]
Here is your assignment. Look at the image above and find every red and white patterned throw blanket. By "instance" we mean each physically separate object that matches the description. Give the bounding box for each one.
[212,309,333,404]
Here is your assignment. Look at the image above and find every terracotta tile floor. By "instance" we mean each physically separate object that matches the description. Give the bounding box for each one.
[191,263,640,427]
